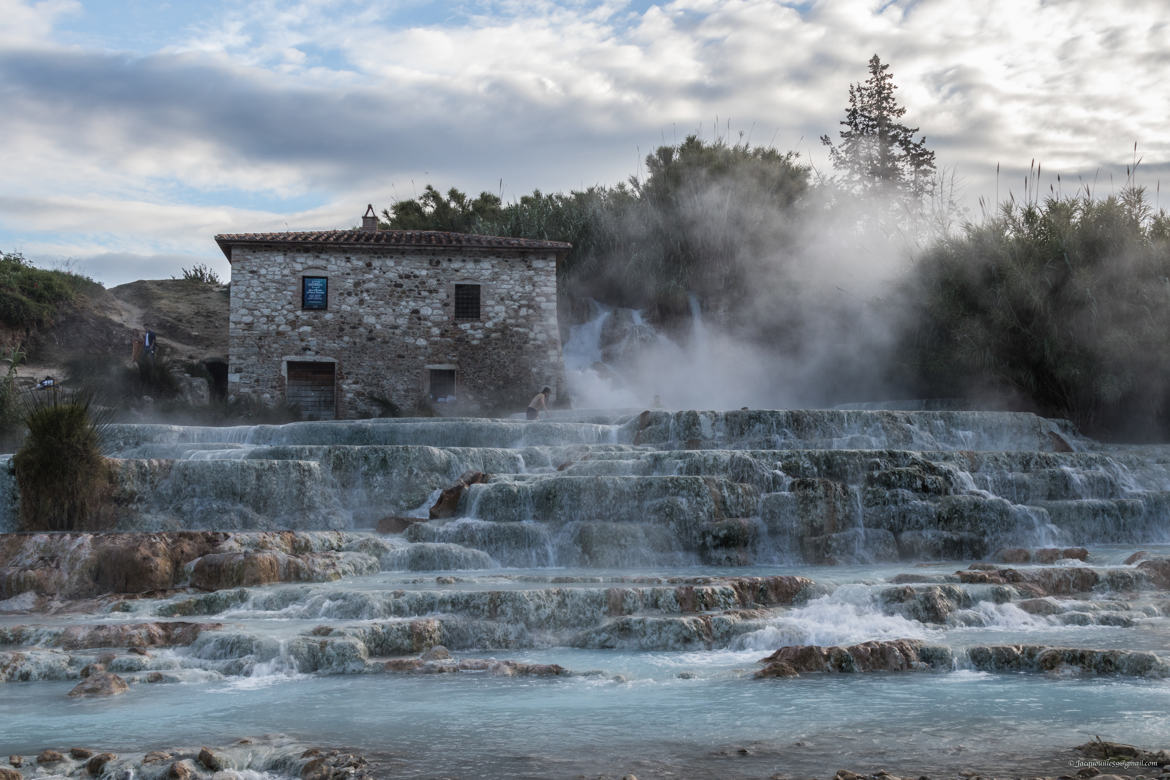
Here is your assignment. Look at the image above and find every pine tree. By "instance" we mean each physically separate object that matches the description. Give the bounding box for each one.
[821,54,936,201]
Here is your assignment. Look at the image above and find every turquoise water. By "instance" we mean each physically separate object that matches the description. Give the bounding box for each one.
[4,665,1168,777]
[4,551,1170,777]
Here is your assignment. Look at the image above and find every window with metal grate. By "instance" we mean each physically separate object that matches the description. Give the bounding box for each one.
[454,284,481,320]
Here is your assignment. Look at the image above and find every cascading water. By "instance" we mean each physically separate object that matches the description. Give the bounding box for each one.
[2,406,1170,778]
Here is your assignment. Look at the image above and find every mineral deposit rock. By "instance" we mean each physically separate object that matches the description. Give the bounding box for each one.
[757,639,951,677]
[67,672,129,697]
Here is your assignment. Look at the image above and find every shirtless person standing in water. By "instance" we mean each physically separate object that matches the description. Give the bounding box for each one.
[527,387,551,420]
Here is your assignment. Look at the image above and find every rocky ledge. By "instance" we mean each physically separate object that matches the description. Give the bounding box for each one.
[0,531,380,600]
[756,640,1170,679]
[0,737,372,779]
[756,639,950,677]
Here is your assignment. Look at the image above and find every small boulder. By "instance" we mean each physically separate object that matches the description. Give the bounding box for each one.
[0,768,20,780]
[87,753,117,775]
[835,771,866,780]
[301,757,331,780]
[198,747,224,772]
[70,747,94,759]
[167,760,193,779]
[79,663,105,678]
[7,756,20,768]
[1137,558,1170,589]
[68,672,129,698]
[1016,598,1062,616]
[37,749,65,764]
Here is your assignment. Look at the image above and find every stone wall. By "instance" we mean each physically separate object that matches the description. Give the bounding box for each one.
[227,245,563,418]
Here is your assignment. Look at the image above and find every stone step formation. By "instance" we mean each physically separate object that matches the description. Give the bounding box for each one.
[1,409,1169,779]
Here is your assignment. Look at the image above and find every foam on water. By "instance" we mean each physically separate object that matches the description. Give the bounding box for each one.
[733,585,938,650]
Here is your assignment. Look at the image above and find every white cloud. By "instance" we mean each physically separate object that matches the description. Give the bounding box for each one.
[0,0,1167,285]
[0,0,79,44]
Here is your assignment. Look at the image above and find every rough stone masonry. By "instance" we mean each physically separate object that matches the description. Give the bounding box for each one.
[216,209,568,419]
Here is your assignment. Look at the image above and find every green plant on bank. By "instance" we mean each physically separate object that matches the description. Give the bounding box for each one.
[0,343,24,448]
[177,263,222,286]
[13,389,114,531]
[905,184,1170,440]
[0,251,101,330]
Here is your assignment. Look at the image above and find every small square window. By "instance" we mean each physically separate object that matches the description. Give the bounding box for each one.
[429,369,456,401]
[302,276,328,310]
[454,284,481,320]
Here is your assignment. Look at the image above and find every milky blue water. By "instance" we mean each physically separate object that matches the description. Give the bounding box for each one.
[4,550,1170,777]
[4,665,1168,778]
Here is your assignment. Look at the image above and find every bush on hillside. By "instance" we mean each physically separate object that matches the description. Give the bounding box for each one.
[13,389,114,531]
[0,251,101,330]
[177,263,222,286]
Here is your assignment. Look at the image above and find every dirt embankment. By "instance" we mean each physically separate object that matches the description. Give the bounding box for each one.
[1,279,228,390]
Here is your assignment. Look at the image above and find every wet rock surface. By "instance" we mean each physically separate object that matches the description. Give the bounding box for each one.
[0,738,374,779]
[3,411,1170,778]
[0,531,381,599]
[965,645,1170,677]
[67,671,129,697]
[756,639,950,677]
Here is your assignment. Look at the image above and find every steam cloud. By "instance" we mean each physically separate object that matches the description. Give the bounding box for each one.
[564,184,923,412]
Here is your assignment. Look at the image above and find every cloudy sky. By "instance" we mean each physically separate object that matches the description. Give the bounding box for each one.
[1,0,1166,287]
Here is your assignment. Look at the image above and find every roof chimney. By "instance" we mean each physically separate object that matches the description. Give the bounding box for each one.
[361,204,378,232]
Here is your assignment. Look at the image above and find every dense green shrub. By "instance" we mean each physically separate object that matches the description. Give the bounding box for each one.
[13,390,114,530]
[904,188,1170,439]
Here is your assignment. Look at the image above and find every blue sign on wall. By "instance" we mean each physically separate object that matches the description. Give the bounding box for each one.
[302,276,328,310]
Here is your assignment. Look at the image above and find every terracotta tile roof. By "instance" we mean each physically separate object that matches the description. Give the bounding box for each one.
[214,228,571,260]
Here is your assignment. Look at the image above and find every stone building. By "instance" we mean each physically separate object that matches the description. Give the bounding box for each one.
[215,207,568,419]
